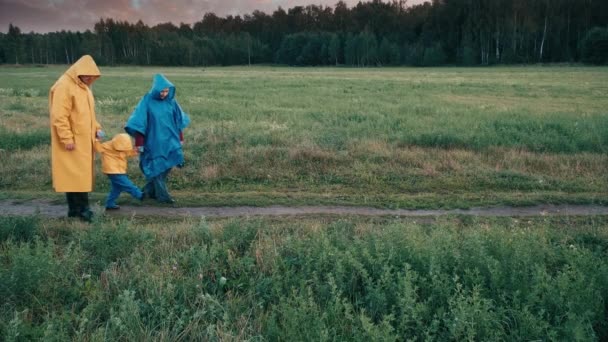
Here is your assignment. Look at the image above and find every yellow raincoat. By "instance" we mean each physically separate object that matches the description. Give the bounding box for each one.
[94,134,139,174]
[49,55,101,192]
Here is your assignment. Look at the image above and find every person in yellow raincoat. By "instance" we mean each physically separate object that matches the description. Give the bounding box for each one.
[49,55,104,222]
[94,133,144,210]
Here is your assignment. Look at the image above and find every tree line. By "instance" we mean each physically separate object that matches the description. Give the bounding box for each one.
[1,0,607,67]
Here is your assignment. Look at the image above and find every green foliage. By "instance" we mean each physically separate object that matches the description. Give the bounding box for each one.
[342,30,380,67]
[461,45,477,65]
[0,216,39,243]
[422,44,447,67]
[378,38,400,66]
[328,33,341,65]
[0,238,86,340]
[276,32,338,66]
[1,217,608,340]
[581,27,608,65]
[0,127,49,151]
[78,220,152,273]
[221,219,260,255]
[5,0,607,66]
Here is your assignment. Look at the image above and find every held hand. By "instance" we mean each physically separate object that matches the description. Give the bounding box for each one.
[65,143,75,151]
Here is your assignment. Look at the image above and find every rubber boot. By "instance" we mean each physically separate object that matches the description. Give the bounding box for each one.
[66,193,79,218]
[77,193,94,223]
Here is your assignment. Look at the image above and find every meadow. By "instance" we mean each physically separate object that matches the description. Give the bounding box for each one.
[0,65,607,208]
[2,66,608,340]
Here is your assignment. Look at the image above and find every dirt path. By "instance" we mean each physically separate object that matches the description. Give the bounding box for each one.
[1,199,608,218]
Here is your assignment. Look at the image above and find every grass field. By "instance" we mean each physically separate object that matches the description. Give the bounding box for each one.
[2,66,608,340]
[1,65,607,208]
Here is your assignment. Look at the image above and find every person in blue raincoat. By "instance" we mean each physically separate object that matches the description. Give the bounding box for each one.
[125,74,190,203]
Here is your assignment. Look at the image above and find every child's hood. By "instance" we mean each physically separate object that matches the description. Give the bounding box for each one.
[149,73,175,100]
[111,133,133,151]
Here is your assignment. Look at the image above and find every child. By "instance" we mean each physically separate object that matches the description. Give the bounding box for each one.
[95,133,144,210]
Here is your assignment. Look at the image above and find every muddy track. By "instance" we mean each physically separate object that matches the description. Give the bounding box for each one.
[1,199,608,218]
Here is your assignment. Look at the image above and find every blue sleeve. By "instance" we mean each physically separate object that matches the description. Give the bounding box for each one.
[125,95,149,136]
[174,101,190,130]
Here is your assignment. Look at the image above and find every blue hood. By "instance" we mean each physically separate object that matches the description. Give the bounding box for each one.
[150,73,175,100]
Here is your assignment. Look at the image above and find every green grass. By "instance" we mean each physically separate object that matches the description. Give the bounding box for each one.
[3,66,608,341]
[1,215,608,340]
[0,127,49,152]
[1,65,607,208]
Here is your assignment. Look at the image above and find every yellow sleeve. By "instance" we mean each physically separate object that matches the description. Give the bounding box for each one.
[50,84,74,145]
[93,140,103,153]
[126,149,139,158]
[94,141,111,153]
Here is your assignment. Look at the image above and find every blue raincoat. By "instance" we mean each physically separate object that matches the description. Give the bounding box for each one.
[125,74,190,179]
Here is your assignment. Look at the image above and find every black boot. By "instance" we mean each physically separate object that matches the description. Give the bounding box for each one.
[66,193,79,217]
[76,193,94,223]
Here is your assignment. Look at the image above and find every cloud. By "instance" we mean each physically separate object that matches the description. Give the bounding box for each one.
[0,0,427,33]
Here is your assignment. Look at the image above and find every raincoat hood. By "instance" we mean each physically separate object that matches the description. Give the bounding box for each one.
[111,133,133,152]
[149,74,175,100]
[64,55,100,85]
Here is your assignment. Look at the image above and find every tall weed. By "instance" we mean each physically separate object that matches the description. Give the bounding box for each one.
[0,216,39,243]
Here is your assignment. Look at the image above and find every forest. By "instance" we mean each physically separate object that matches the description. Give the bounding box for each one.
[1,0,607,66]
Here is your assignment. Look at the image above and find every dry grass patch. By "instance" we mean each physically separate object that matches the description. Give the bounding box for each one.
[485,148,607,180]
[288,146,337,164]
[350,139,392,158]
[200,165,221,181]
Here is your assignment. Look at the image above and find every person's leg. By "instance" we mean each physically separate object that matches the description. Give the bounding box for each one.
[142,179,156,199]
[124,176,144,200]
[105,176,122,209]
[66,193,79,217]
[80,193,91,211]
[112,174,143,202]
[140,157,155,199]
[154,169,174,203]
[77,192,93,222]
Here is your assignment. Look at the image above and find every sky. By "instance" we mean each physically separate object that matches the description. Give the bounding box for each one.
[0,0,426,33]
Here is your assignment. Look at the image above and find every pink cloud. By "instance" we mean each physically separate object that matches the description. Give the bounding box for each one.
[0,0,427,33]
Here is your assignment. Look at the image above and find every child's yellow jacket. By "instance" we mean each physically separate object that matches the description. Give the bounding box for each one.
[94,133,138,174]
